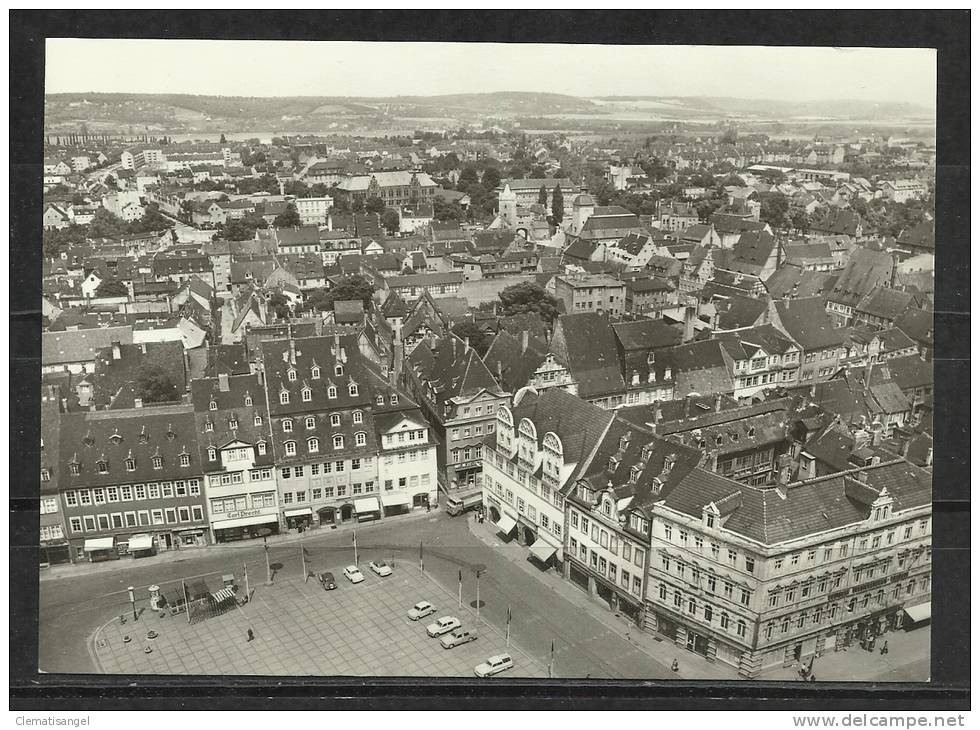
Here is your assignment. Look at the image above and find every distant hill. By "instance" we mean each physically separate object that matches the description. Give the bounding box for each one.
[43,91,932,134]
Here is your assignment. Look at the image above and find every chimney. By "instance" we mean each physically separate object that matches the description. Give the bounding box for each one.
[714,393,723,412]
[856,470,868,483]
[654,402,663,424]
[134,397,143,409]
[464,337,470,355]
[218,373,230,392]
[140,342,147,354]
[521,330,529,355]
[925,447,933,466]
[685,394,694,418]
[111,341,122,360]
[496,359,503,384]
[809,384,817,398]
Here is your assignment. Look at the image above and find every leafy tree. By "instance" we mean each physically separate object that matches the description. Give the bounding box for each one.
[433,197,465,222]
[274,203,302,228]
[791,209,811,235]
[759,192,790,230]
[219,133,227,144]
[135,365,178,404]
[480,167,501,191]
[497,281,560,324]
[95,279,129,297]
[538,184,548,205]
[451,320,491,357]
[551,184,564,224]
[696,198,722,223]
[381,209,400,234]
[268,292,291,319]
[303,288,333,312]
[364,196,385,214]
[223,211,268,241]
[327,275,374,309]
[351,197,365,214]
[721,174,746,188]
[719,127,738,145]
[457,166,479,191]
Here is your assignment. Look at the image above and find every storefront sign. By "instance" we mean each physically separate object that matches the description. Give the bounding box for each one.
[224,509,263,520]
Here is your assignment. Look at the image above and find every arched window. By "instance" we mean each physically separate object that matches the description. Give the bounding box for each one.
[244,395,252,406]
[70,462,80,476]
[152,456,163,469]
[287,369,297,382]
[390,394,398,405]
[279,391,290,405]
[282,419,293,433]
[125,458,136,471]
[355,432,366,446]
[307,437,319,453]
[205,421,214,432]
[208,447,217,461]
[353,410,363,424]
[301,387,312,402]
[330,413,341,427]
[209,400,217,411]
[229,418,238,430]
[254,415,263,426]
[305,416,316,430]
[311,366,321,380]
[376,394,385,405]
[257,441,267,456]
[333,435,344,449]
[348,383,359,396]
[327,386,337,399]
[179,453,190,467]
[96,460,108,474]
[335,365,344,377]
[284,440,296,456]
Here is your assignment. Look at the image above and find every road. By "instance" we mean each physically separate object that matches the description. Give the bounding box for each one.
[156,209,214,244]
[39,511,676,678]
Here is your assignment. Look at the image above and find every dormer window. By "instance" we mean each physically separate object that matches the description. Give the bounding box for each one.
[630,466,641,483]
[166,428,176,441]
[608,456,619,472]
[280,391,290,405]
[244,395,253,407]
[209,400,217,411]
[287,368,297,382]
[641,444,652,462]
[125,458,136,471]
[301,387,312,402]
[715,435,723,446]
[355,432,366,446]
[96,459,108,474]
[207,447,217,461]
[257,441,267,456]
[180,453,190,467]
[83,434,95,448]
[229,418,238,430]
[747,427,755,438]
[152,456,163,469]
[139,431,149,444]
[352,410,363,424]
[311,366,321,380]
[282,419,293,433]
[390,394,398,405]
[254,415,263,426]
[327,386,337,399]
[308,437,320,453]
[335,365,344,377]
[376,395,385,405]
[109,432,123,445]
[69,462,80,476]
[349,384,359,396]
[731,432,739,443]
[205,421,214,432]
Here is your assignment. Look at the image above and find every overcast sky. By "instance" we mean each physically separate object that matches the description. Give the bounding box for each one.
[46,40,937,109]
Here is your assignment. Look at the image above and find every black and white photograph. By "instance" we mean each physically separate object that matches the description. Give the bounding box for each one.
[10,10,970,715]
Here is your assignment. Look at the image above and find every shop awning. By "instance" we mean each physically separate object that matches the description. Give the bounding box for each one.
[84,537,115,551]
[354,497,381,514]
[528,541,558,563]
[213,513,279,530]
[380,493,411,508]
[904,602,932,623]
[495,514,517,535]
[127,534,153,551]
[284,507,313,518]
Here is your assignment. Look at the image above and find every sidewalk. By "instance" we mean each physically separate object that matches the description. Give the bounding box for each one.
[40,507,437,582]
[466,515,739,681]
[758,623,931,682]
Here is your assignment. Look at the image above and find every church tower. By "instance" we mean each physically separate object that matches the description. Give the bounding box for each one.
[498,183,517,227]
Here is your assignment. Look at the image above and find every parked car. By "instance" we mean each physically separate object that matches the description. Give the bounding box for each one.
[407,601,436,621]
[343,565,364,584]
[474,653,514,677]
[369,559,393,577]
[318,572,337,590]
[440,628,478,649]
[425,615,461,637]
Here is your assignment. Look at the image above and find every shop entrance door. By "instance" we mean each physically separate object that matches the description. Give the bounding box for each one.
[687,631,709,656]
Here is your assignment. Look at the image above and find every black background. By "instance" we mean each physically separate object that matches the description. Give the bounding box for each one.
[9,9,970,711]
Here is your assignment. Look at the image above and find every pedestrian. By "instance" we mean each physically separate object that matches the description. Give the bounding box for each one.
[808,674,816,683]
[880,640,889,656]
[247,628,254,643]
[671,658,679,673]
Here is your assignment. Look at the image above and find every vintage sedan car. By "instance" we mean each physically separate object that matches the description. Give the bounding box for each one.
[474,653,514,677]
[342,565,365,584]
[407,601,436,621]
[369,559,393,577]
[425,615,461,638]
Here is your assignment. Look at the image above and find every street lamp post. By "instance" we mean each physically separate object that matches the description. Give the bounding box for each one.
[127,586,137,622]
[264,536,272,586]
[475,568,485,619]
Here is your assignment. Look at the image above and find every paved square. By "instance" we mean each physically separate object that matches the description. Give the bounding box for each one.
[94,566,547,677]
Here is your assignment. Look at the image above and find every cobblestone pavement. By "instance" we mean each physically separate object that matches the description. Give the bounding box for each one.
[93,565,547,678]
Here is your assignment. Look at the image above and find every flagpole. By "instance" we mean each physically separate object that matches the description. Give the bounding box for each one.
[549,639,555,678]
[476,570,480,619]
[353,527,358,566]
[419,539,423,573]
[243,561,250,601]
[264,536,272,585]
[182,579,191,625]
[301,540,307,583]
[506,606,511,647]
[458,570,463,609]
